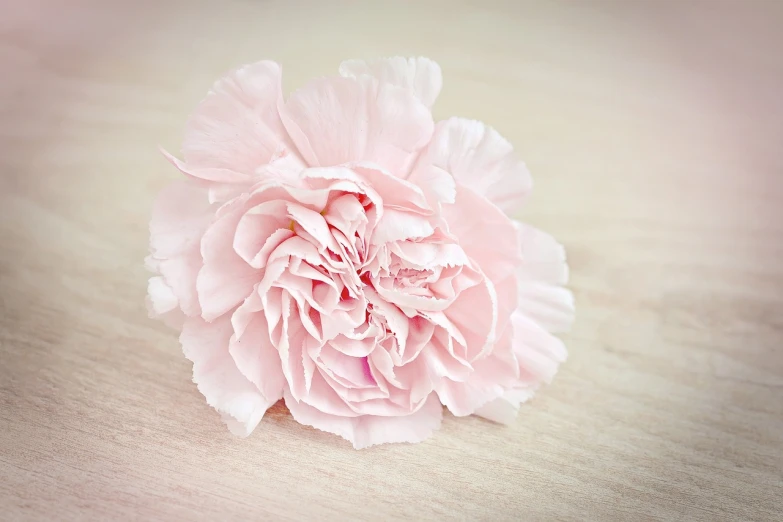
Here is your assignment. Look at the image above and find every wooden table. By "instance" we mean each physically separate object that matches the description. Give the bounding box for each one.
[2,1,781,520]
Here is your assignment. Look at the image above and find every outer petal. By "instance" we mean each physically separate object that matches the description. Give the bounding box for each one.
[416,118,532,213]
[516,221,569,285]
[197,201,262,321]
[339,56,443,108]
[147,276,178,316]
[181,60,297,175]
[474,312,568,424]
[148,180,213,316]
[149,180,212,259]
[285,389,443,449]
[517,282,574,333]
[433,325,518,417]
[282,75,433,174]
[473,389,536,424]
[442,184,521,285]
[180,315,275,436]
[146,276,185,329]
[229,298,286,403]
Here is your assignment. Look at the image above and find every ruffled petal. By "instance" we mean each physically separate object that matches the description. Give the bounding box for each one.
[147,181,212,317]
[338,56,443,109]
[371,209,434,245]
[197,202,261,321]
[281,75,433,174]
[442,184,521,284]
[512,311,568,383]
[516,221,569,285]
[149,180,213,259]
[516,282,574,333]
[229,299,286,403]
[285,389,443,449]
[146,276,185,329]
[180,315,275,436]
[416,118,532,213]
[182,60,297,175]
[473,389,536,424]
[474,312,568,424]
[147,276,178,315]
[433,326,518,417]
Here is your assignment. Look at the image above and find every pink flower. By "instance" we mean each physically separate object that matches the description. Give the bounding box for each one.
[147,57,573,448]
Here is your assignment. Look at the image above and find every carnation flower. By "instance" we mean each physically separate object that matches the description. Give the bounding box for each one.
[147,57,573,448]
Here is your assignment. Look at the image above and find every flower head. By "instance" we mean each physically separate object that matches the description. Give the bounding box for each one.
[147,57,573,448]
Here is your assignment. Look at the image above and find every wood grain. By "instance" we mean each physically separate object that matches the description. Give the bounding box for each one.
[1,1,781,520]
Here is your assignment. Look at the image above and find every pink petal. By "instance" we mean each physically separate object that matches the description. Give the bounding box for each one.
[162,149,251,184]
[276,293,309,401]
[473,389,536,424]
[351,164,431,213]
[516,221,570,285]
[443,277,498,361]
[149,180,213,259]
[147,276,178,316]
[182,60,297,174]
[145,276,185,329]
[516,282,575,333]
[232,200,291,267]
[406,163,456,206]
[338,56,443,109]
[281,75,433,174]
[180,315,275,436]
[512,311,568,382]
[433,326,518,417]
[473,312,568,424]
[371,209,434,245]
[417,118,532,213]
[228,310,286,403]
[442,184,521,284]
[285,389,443,449]
[197,204,261,321]
[286,203,339,252]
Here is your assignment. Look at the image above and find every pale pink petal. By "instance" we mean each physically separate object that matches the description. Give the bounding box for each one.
[276,293,310,401]
[286,203,339,252]
[182,61,297,174]
[516,282,575,333]
[417,118,532,213]
[147,276,178,316]
[149,180,213,259]
[197,204,261,321]
[233,200,291,267]
[407,163,456,207]
[512,311,568,382]
[162,149,251,184]
[443,277,498,361]
[282,75,433,174]
[228,310,286,403]
[145,276,185,329]
[350,164,431,213]
[434,327,518,416]
[339,56,442,109]
[516,221,569,285]
[474,312,568,424]
[473,389,536,424]
[442,184,521,284]
[389,241,469,269]
[180,315,275,436]
[285,389,443,449]
[372,209,434,245]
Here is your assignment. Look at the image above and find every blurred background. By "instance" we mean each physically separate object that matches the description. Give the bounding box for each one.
[1,1,781,520]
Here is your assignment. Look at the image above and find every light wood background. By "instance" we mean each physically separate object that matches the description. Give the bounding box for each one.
[1,0,781,520]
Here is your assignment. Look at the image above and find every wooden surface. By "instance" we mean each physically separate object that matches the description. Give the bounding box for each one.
[1,1,782,520]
